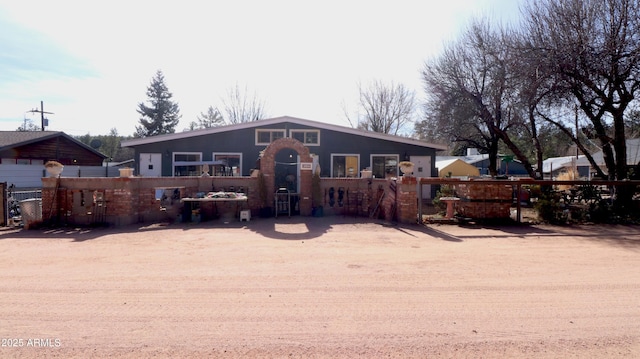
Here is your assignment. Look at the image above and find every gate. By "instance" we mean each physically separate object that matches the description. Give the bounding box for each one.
[3,185,42,227]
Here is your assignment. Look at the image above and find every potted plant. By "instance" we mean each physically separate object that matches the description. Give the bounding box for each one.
[399,161,414,175]
[44,160,64,177]
[311,170,323,217]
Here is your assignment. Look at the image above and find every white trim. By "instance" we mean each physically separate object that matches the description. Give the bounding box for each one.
[290,129,320,146]
[212,152,243,176]
[172,152,202,177]
[371,154,399,178]
[255,128,286,145]
[122,115,447,150]
[331,153,360,178]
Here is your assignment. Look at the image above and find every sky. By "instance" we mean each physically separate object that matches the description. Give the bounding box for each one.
[0,0,522,137]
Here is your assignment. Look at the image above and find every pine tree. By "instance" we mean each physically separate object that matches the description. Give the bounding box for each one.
[135,70,181,137]
[196,106,225,128]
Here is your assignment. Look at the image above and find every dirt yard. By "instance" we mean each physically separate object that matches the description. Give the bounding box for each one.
[0,217,639,358]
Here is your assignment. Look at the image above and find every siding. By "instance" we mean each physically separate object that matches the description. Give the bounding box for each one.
[130,122,438,178]
[0,164,120,188]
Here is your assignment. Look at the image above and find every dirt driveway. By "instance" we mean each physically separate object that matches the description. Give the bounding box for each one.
[0,217,639,358]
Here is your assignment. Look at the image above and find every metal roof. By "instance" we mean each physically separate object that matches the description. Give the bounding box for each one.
[121,115,448,150]
[575,138,640,167]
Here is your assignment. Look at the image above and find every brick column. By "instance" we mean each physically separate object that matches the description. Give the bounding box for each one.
[396,175,418,224]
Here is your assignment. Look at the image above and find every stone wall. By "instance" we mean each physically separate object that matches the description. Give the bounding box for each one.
[36,172,428,227]
[41,176,259,227]
[454,181,512,219]
[314,178,386,218]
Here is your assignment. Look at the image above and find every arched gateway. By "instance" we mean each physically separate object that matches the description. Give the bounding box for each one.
[260,137,313,216]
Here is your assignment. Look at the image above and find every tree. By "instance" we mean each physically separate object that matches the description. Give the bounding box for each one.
[347,80,415,135]
[521,0,640,180]
[135,70,181,137]
[221,83,267,124]
[198,106,225,128]
[185,106,225,131]
[74,130,134,163]
[16,119,40,131]
[422,19,538,177]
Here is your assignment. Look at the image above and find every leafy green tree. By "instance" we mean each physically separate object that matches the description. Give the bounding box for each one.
[186,106,225,130]
[135,70,181,137]
[75,130,134,163]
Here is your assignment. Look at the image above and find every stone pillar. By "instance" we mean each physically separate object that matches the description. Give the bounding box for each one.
[396,175,418,224]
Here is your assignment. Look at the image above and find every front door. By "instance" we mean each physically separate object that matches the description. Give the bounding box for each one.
[411,156,432,199]
[139,153,162,177]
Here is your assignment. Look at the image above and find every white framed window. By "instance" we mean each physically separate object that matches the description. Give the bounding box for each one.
[212,152,242,176]
[256,129,286,145]
[173,152,202,177]
[371,154,399,179]
[331,154,360,178]
[290,129,320,145]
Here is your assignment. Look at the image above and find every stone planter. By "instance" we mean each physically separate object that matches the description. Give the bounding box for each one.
[399,162,414,175]
[119,168,134,177]
[44,162,64,177]
[45,166,63,177]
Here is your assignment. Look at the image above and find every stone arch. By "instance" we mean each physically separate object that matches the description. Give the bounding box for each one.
[260,137,313,216]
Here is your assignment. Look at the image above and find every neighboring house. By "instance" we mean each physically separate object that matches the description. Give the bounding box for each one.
[435,158,480,178]
[438,149,529,177]
[542,155,589,178]
[121,116,446,192]
[575,138,640,177]
[0,131,107,188]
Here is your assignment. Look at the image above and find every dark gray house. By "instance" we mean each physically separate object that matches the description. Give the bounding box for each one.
[122,116,445,191]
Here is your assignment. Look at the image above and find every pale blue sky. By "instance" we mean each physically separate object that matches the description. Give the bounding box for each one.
[0,0,522,136]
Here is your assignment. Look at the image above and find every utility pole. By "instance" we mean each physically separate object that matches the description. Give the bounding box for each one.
[27,101,54,131]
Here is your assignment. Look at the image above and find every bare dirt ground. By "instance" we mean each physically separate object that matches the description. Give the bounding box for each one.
[1,217,639,358]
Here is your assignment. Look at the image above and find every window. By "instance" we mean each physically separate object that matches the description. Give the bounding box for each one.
[173,152,202,177]
[371,155,398,179]
[331,154,359,177]
[213,153,242,176]
[256,129,285,145]
[290,129,320,145]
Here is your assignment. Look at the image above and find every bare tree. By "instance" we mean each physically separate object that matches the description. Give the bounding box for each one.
[221,83,267,124]
[521,0,640,180]
[346,80,416,135]
[422,18,538,177]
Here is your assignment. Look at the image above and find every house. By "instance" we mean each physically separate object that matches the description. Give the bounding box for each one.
[438,148,529,177]
[0,131,107,188]
[575,138,640,177]
[435,158,480,177]
[542,155,589,178]
[121,116,446,192]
